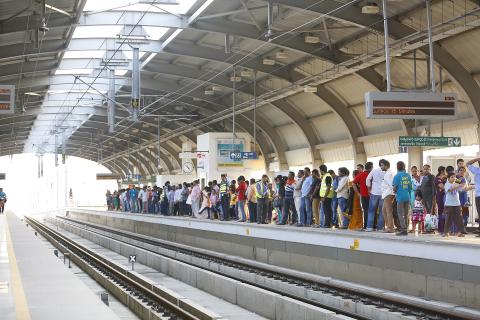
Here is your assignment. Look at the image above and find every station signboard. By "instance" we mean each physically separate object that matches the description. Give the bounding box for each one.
[0,85,15,114]
[399,136,461,147]
[366,91,456,119]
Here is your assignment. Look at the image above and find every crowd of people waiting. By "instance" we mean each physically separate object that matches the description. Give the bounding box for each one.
[105,157,480,237]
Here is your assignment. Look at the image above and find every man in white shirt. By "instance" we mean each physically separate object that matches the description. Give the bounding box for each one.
[380,160,395,233]
[190,180,201,218]
[293,170,304,225]
[139,186,148,213]
[365,159,387,231]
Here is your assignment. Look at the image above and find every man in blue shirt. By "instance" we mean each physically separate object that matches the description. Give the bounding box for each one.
[129,186,139,213]
[299,167,313,226]
[466,157,480,236]
[0,188,6,214]
[392,161,412,236]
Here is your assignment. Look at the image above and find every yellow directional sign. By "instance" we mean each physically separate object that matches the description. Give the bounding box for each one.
[131,98,140,108]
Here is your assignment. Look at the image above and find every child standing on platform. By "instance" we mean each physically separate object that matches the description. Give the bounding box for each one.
[411,191,426,234]
[199,187,212,219]
[443,172,465,237]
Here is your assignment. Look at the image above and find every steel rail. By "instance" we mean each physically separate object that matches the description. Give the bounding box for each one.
[24,216,201,320]
[55,215,474,320]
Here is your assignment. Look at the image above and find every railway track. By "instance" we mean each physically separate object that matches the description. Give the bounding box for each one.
[24,216,206,320]
[32,215,478,320]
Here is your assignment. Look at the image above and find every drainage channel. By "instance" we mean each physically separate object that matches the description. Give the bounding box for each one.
[53,215,479,320]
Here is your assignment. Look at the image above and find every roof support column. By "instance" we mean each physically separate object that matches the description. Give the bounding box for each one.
[408,147,423,169]
[354,142,367,165]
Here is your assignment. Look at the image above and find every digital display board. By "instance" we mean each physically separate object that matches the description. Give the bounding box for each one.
[366,92,456,119]
[0,85,14,114]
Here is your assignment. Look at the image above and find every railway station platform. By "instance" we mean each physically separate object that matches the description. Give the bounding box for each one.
[0,211,121,320]
[64,208,480,311]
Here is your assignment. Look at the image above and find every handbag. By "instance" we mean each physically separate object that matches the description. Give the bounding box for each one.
[186,194,192,205]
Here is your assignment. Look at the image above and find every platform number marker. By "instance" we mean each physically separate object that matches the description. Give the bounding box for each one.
[129,255,136,270]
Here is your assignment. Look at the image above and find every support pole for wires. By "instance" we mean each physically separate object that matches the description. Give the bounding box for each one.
[61,130,66,164]
[413,50,418,135]
[131,47,140,122]
[253,71,257,153]
[37,155,41,178]
[426,0,435,93]
[232,65,236,152]
[108,69,116,133]
[382,0,391,92]
[157,117,161,173]
[33,28,39,50]
[413,51,417,90]
[224,34,231,54]
[128,138,132,176]
[266,0,273,39]
[54,133,58,167]
[440,66,444,137]
[40,155,43,177]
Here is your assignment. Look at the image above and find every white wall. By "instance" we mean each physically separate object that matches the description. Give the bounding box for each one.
[197,132,261,182]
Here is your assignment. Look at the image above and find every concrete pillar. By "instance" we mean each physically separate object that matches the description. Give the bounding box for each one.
[477,124,480,155]
[278,162,289,171]
[311,148,323,168]
[353,141,367,166]
[354,152,367,166]
[408,146,423,169]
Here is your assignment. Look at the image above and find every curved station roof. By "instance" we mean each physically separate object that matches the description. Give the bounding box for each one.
[0,0,479,177]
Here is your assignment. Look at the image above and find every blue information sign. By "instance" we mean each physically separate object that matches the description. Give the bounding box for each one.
[229,151,257,160]
[241,152,257,159]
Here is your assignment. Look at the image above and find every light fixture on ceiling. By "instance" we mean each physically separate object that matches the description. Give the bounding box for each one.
[45,4,71,17]
[304,34,320,44]
[193,97,203,101]
[240,70,252,77]
[24,92,41,96]
[230,75,242,82]
[262,58,275,65]
[204,89,214,96]
[362,2,380,14]
[276,50,288,59]
[304,85,318,93]
[211,86,223,92]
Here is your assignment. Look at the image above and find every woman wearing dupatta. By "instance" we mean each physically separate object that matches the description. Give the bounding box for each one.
[348,170,363,230]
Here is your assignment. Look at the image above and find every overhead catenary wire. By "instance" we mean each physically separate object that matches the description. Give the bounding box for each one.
[76,0,367,160]
[35,2,156,148]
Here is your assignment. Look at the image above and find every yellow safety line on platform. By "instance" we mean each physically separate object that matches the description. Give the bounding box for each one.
[5,215,32,320]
